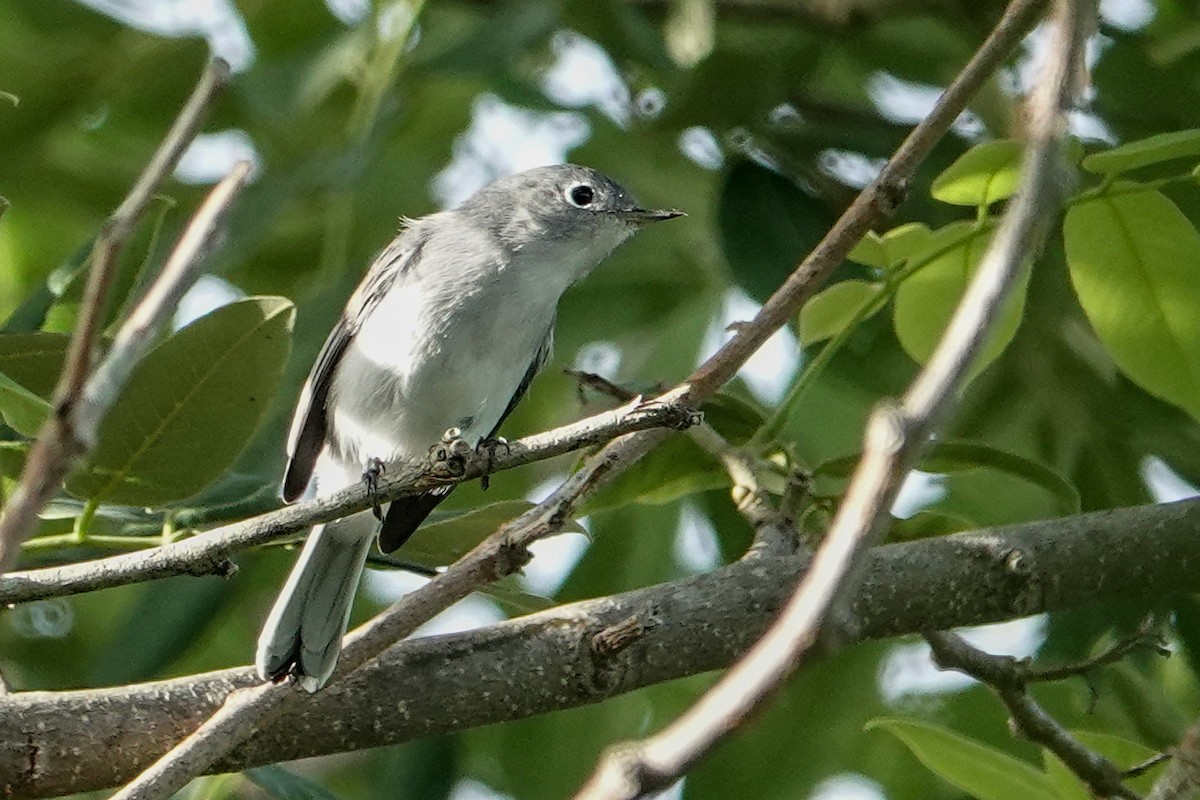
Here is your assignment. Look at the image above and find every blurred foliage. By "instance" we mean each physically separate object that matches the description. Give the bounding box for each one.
[4,0,1200,799]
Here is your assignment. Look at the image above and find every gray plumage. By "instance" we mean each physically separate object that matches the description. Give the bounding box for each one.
[256,164,681,691]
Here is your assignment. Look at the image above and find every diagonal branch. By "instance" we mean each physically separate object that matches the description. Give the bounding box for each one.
[926,630,1142,800]
[573,0,1084,796]
[0,59,231,574]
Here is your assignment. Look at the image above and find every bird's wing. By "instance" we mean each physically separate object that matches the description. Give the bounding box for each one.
[282,235,424,502]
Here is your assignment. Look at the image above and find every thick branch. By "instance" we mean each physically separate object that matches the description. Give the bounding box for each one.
[6,498,1200,798]
[0,59,230,573]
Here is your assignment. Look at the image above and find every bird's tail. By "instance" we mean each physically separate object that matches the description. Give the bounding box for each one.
[255,515,374,692]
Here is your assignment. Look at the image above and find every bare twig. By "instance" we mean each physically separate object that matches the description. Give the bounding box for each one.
[110,426,672,800]
[75,161,254,441]
[1027,616,1168,683]
[567,369,784,535]
[0,59,230,574]
[683,0,1049,401]
[1129,753,1172,780]
[926,630,1139,800]
[573,0,1082,796]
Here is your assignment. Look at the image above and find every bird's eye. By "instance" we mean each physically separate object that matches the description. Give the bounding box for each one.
[567,184,595,207]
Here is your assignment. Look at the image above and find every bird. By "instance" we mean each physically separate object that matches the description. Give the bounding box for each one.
[255,163,683,691]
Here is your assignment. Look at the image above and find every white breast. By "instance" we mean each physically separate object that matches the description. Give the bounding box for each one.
[325,240,558,475]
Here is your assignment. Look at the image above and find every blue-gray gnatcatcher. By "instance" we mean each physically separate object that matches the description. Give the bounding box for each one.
[256,164,682,690]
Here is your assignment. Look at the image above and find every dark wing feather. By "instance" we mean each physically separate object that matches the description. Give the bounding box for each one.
[377,327,554,552]
[281,235,423,502]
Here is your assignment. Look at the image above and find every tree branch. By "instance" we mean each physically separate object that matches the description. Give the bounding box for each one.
[7,498,1200,798]
[925,630,1141,800]
[0,59,231,574]
[74,161,254,442]
[0,397,696,605]
[573,0,1080,795]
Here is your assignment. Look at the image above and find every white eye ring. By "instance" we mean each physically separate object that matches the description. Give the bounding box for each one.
[565,183,596,207]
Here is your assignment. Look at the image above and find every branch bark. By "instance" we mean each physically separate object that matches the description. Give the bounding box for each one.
[6,498,1200,798]
[0,397,695,605]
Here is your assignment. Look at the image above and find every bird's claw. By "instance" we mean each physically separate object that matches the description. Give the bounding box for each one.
[362,457,386,521]
[428,428,473,478]
[476,436,510,491]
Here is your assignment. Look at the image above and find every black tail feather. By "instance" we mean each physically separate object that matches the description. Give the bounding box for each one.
[379,487,453,552]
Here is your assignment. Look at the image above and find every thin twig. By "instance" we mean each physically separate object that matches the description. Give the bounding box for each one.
[0,396,695,605]
[573,0,1080,796]
[567,369,785,535]
[683,0,1049,401]
[926,630,1139,800]
[1128,753,1172,780]
[105,0,1051,796]
[1027,615,1167,683]
[75,161,254,443]
[0,59,230,574]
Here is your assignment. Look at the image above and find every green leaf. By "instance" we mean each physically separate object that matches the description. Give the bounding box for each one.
[866,717,1058,800]
[890,509,976,540]
[932,139,1025,207]
[701,392,768,445]
[0,332,70,396]
[924,441,1081,514]
[89,576,230,685]
[0,373,50,437]
[583,436,726,514]
[245,766,342,800]
[893,222,1028,375]
[0,441,27,479]
[1082,129,1200,174]
[1064,189,1200,420]
[1043,731,1164,799]
[1,240,91,333]
[798,280,885,346]
[816,440,1079,514]
[718,158,836,303]
[66,297,295,506]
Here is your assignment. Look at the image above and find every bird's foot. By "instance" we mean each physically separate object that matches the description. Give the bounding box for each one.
[362,457,386,521]
[632,395,704,430]
[475,436,510,491]
[427,427,474,479]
